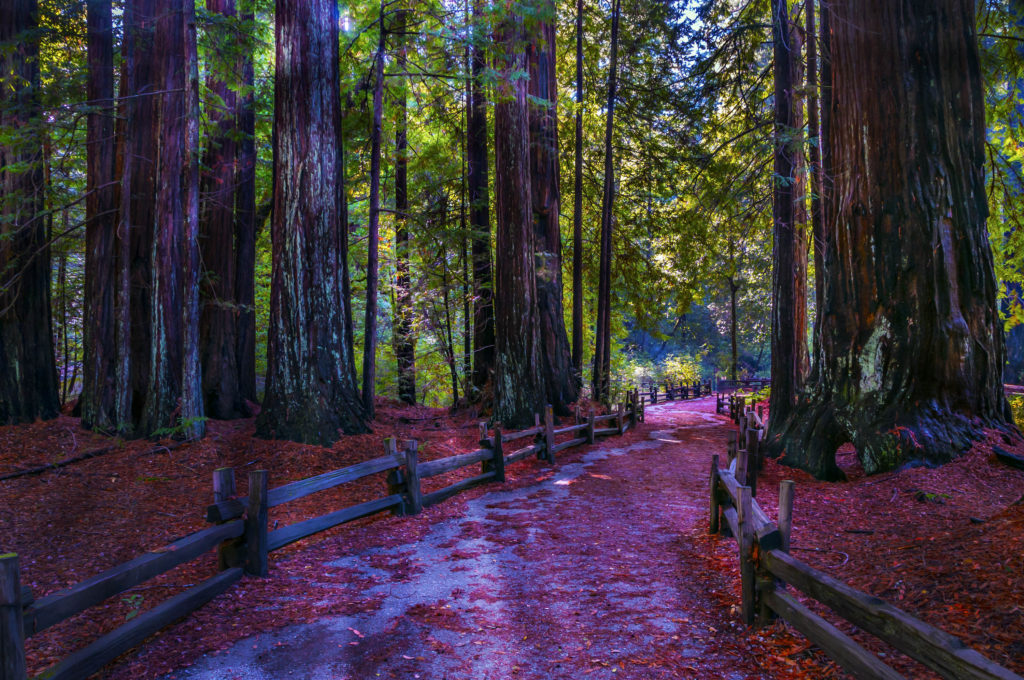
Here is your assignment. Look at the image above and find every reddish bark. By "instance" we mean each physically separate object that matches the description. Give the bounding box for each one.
[571,0,584,386]
[257,0,366,444]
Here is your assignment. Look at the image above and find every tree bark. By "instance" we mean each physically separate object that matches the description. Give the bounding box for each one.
[120,0,160,432]
[766,0,1013,478]
[139,0,204,438]
[592,0,621,403]
[806,0,824,380]
[0,0,59,426]
[361,10,385,419]
[469,0,495,397]
[528,0,578,413]
[82,0,118,431]
[493,9,545,429]
[571,0,584,388]
[257,0,367,444]
[393,6,416,405]
[766,0,803,427]
[199,0,245,420]
[235,0,257,407]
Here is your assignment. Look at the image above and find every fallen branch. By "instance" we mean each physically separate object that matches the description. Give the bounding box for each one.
[0,441,187,482]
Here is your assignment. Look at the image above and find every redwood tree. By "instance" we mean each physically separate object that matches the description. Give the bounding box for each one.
[493,8,545,428]
[235,0,258,407]
[766,0,1013,479]
[528,0,577,412]
[0,0,59,425]
[81,0,118,431]
[469,0,495,396]
[571,0,584,386]
[393,6,416,405]
[258,0,366,444]
[199,0,246,420]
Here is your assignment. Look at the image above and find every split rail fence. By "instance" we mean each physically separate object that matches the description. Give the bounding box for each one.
[709,400,1022,680]
[638,380,712,406]
[1,393,646,680]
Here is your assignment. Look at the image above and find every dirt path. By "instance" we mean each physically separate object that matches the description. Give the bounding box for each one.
[151,399,815,680]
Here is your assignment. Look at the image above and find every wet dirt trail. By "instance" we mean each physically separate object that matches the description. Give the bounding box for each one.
[157,398,813,680]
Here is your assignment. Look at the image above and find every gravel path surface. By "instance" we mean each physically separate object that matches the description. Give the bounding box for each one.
[158,398,813,680]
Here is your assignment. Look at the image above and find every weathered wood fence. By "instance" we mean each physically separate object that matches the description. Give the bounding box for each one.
[638,380,712,406]
[1,394,645,680]
[715,377,771,394]
[709,403,1022,680]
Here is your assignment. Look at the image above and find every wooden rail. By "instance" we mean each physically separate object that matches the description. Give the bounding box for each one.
[639,380,712,407]
[707,438,1022,680]
[2,391,647,680]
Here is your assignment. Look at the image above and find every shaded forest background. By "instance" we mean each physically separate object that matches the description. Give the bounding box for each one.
[9,0,1024,413]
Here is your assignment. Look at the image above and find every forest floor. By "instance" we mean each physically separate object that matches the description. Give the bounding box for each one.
[1,397,1023,679]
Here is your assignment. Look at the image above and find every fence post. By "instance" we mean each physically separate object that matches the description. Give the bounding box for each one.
[0,553,27,680]
[544,405,555,463]
[630,390,639,428]
[212,468,242,569]
[586,412,596,444]
[385,438,408,516]
[746,428,760,496]
[736,441,749,488]
[483,427,506,482]
[404,440,423,515]
[650,387,656,404]
[478,422,489,447]
[778,480,794,553]
[575,405,581,425]
[639,390,645,423]
[245,470,269,577]
[708,454,720,535]
[616,402,625,435]
[737,485,755,626]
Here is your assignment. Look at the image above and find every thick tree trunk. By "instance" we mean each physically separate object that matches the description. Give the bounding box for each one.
[766,0,1013,479]
[469,0,495,397]
[199,0,245,420]
[121,0,160,431]
[790,15,809,382]
[592,0,621,403]
[139,0,204,438]
[766,0,803,427]
[257,0,367,444]
[82,0,118,431]
[235,0,257,407]
[393,7,416,405]
[493,9,545,429]
[571,0,584,389]
[361,14,385,420]
[806,0,824,379]
[0,0,59,425]
[528,0,577,413]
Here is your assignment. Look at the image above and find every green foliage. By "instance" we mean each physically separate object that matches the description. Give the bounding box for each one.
[1009,394,1024,428]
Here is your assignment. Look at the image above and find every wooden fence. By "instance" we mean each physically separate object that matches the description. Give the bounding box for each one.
[709,403,1022,680]
[1,394,645,680]
[715,377,771,394]
[639,380,712,406]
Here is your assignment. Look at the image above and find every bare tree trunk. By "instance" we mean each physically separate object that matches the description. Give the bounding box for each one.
[592,0,621,403]
[730,277,739,381]
[340,94,357,389]
[767,0,1013,478]
[200,0,245,420]
[393,6,416,405]
[469,0,495,396]
[235,0,257,406]
[82,0,118,430]
[493,8,545,428]
[257,0,367,444]
[806,0,824,380]
[529,0,578,414]
[571,0,584,388]
[361,10,386,419]
[0,0,59,425]
[766,0,803,428]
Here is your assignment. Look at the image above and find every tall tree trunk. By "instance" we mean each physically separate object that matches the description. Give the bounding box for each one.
[257,0,367,444]
[393,6,416,405]
[806,0,824,380]
[361,10,385,419]
[200,0,245,420]
[766,0,1013,479]
[790,12,809,381]
[571,0,584,388]
[120,0,160,432]
[139,0,204,438]
[0,0,59,425]
[766,0,802,428]
[339,97,357,388]
[529,0,578,414]
[592,0,621,403]
[730,278,739,381]
[82,0,118,430]
[493,9,545,428]
[235,0,257,406]
[469,0,495,397]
